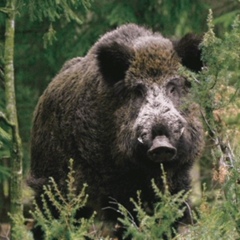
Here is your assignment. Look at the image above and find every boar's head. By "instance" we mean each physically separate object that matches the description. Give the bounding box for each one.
[96,31,204,167]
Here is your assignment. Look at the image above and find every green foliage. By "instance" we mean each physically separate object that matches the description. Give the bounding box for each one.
[179,162,240,240]
[0,0,92,173]
[0,124,11,159]
[30,159,96,240]
[0,164,10,182]
[117,164,240,240]
[90,0,207,36]
[23,0,91,47]
[10,161,240,240]
[178,9,240,191]
[212,0,240,34]
[10,213,34,240]
[20,162,190,240]
[191,10,240,112]
[203,9,240,81]
[176,10,240,239]
[25,0,91,23]
[42,24,57,49]
[117,169,189,240]
[184,10,240,171]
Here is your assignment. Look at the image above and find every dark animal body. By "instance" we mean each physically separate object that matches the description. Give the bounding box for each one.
[28,24,204,238]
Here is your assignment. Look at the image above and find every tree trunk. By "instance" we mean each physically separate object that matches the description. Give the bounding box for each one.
[4,0,23,234]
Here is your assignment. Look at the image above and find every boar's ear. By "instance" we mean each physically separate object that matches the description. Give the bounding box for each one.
[173,33,203,72]
[96,41,134,85]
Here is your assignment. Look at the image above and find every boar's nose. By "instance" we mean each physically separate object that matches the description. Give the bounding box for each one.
[147,135,177,162]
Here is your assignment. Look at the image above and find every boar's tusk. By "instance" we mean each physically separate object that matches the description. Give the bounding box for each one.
[180,127,185,136]
[137,137,144,144]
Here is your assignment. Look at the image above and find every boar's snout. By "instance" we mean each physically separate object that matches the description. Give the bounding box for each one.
[147,135,177,162]
[136,119,186,163]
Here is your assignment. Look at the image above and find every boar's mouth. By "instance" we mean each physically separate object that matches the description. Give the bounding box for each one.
[147,135,177,162]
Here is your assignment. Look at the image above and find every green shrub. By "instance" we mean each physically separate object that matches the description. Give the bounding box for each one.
[117,167,189,240]
[179,164,240,240]
[30,159,96,240]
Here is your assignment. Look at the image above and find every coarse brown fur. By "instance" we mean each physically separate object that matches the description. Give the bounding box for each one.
[28,24,205,239]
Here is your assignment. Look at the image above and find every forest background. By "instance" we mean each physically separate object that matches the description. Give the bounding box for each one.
[0,0,240,239]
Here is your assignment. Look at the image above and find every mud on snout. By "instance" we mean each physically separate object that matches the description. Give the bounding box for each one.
[136,118,186,163]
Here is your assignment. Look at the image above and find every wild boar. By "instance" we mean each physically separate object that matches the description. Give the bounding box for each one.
[28,24,204,239]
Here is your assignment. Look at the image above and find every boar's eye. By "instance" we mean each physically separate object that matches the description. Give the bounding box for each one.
[166,78,191,98]
[133,84,146,98]
[169,84,176,94]
[166,81,179,97]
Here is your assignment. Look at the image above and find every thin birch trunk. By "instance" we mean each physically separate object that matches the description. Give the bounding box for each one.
[4,0,23,233]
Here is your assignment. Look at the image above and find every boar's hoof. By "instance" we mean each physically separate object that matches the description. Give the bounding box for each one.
[148,136,177,162]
